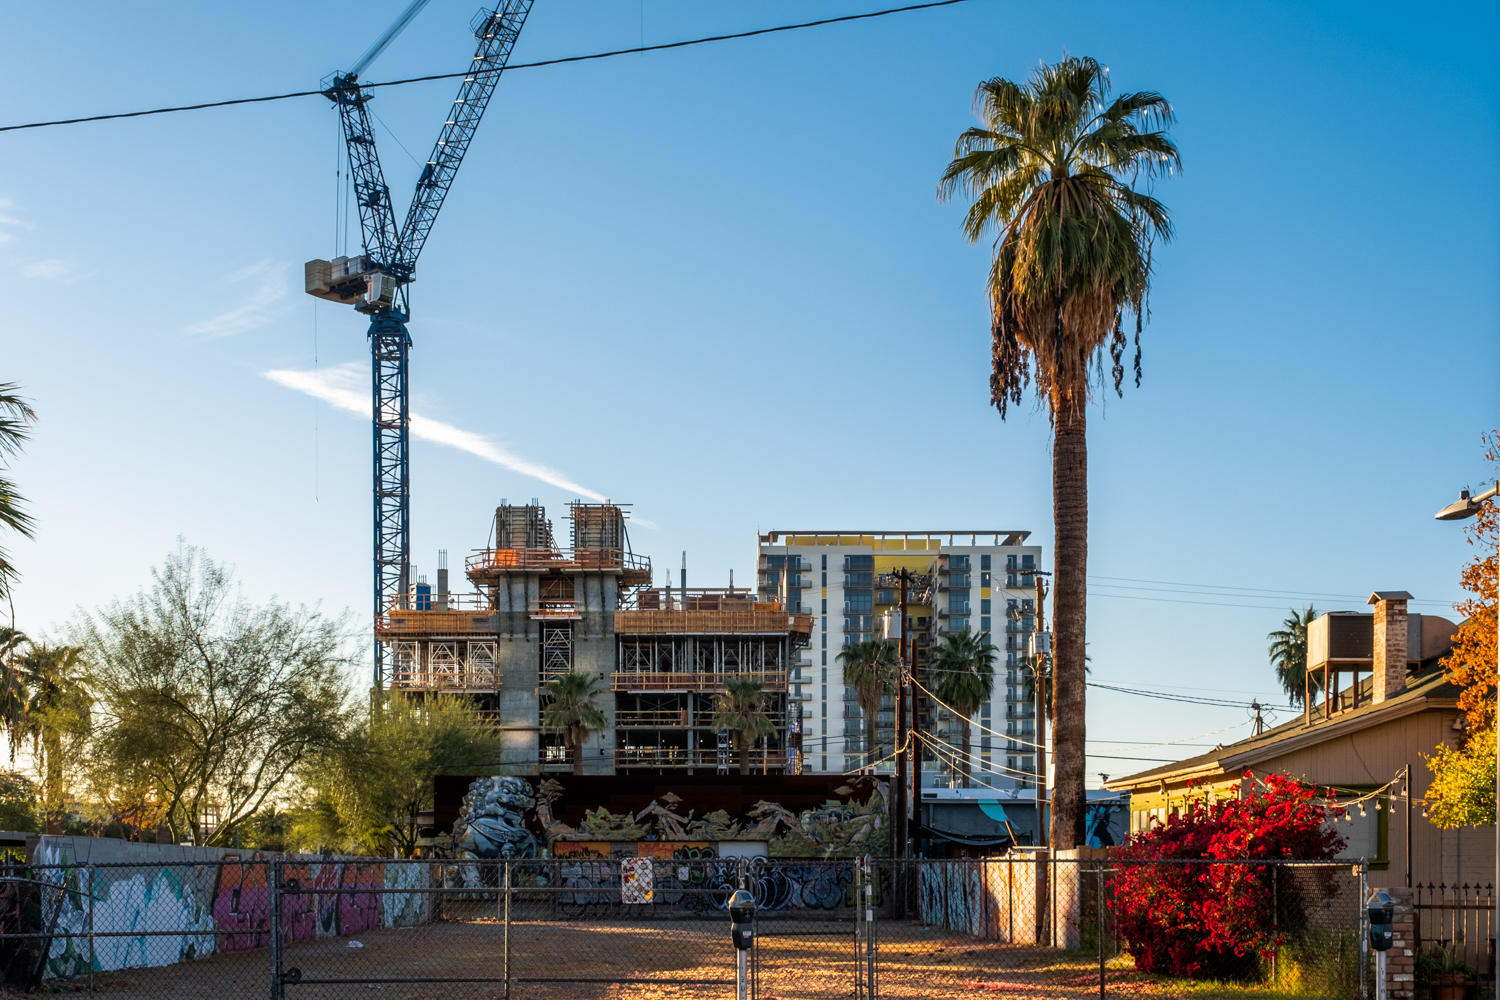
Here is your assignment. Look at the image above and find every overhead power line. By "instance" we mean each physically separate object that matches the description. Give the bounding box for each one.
[1086,682,1254,709]
[0,0,973,134]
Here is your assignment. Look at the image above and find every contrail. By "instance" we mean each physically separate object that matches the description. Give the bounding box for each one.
[265,365,608,502]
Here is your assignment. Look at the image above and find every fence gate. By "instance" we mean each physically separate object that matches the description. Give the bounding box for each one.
[269,857,746,999]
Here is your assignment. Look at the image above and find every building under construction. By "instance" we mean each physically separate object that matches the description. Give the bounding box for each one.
[375,502,811,775]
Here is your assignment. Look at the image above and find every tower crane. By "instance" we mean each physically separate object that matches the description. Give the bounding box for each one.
[305,0,535,687]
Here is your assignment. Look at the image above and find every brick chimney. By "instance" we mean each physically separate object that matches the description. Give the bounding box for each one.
[1368,591,1413,703]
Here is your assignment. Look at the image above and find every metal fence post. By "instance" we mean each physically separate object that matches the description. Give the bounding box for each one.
[269,858,282,1000]
[1365,861,1375,1000]
[503,860,511,1000]
[88,865,96,996]
[1272,866,1279,985]
[1096,860,1105,1000]
[866,857,877,1000]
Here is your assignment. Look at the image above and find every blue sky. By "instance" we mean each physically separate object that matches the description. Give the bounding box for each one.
[3,0,1496,782]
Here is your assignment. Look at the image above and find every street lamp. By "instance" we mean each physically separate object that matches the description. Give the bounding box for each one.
[1432,482,1498,979]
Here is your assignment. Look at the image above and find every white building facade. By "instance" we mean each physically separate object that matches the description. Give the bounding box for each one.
[756,530,1044,788]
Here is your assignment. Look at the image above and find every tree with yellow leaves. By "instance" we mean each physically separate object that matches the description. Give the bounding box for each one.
[1426,433,1497,827]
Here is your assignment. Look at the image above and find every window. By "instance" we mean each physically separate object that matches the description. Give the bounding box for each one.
[1006,573,1017,587]
[821,615,827,631]
[844,572,873,588]
[980,616,991,635]
[950,571,971,587]
[981,599,991,614]
[821,571,827,586]
[1022,599,1034,613]
[951,554,971,570]
[821,554,828,570]
[844,555,874,571]
[821,650,827,665]
[949,589,971,614]
[1022,554,1034,570]
[845,590,873,612]
[950,617,970,632]
[821,668,827,682]
[821,633,827,649]
[845,615,872,632]
[1006,555,1017,571]
[981,554,992,570]
[877,589,894,605]
[822,599,828,614]
[980,571,991,587]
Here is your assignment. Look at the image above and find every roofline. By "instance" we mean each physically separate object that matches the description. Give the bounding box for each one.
[762,530,1033,544]
[1104,692,1459,792]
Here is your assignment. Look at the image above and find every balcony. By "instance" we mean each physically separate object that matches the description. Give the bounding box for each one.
[615,709,788,729]
[611,671,788,693]
[529,599,581,621]
[466,547,652,585]
[615,609,813,636]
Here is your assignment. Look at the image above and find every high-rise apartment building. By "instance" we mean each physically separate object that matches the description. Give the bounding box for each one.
[756,530,1044,787]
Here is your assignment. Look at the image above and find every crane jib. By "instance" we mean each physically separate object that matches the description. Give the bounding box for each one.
[303,0,536,689]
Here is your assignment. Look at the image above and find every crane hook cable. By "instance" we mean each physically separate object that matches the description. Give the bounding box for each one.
[0,0,972,135]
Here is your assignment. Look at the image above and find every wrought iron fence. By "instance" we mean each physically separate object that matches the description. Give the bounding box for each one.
[0,855,1374,998]
[1415,882,1496,984]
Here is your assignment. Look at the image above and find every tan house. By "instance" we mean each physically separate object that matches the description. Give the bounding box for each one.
[1105,592,1487,886]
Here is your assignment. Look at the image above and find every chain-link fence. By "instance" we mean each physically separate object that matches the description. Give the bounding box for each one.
[2,855,1370,998]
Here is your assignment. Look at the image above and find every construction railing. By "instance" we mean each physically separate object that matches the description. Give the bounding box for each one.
[614,748,787,770]
[612,671,788,693]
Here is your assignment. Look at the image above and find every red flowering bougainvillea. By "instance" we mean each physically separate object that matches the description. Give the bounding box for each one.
[1108,772,1347,980]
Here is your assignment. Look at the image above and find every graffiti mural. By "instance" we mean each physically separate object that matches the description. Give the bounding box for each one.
[13,852,435,983]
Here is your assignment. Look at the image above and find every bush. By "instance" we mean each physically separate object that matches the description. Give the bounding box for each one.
[1109,772,1346,980]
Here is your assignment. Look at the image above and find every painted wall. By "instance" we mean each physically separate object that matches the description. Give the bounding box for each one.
[22,838,428,982]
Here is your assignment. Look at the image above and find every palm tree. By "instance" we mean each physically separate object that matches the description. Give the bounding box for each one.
[930,630,996,788]
[837,639,897,769]
[0,627,27,761]
[0,384,37,608]
[712,676,777,776]
[540,670,607,776]
[1268,605,1320,707]
[938,57,1178,847]
[18,644,90,833]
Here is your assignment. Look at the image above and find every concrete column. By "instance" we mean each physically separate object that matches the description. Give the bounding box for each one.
[1370,592,1411,704]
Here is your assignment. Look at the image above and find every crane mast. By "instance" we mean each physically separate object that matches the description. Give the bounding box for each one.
[306,0,535,688]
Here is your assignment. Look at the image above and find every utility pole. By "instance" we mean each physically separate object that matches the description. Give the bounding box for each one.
[1030,572,1052,847]
[895,569,909,860]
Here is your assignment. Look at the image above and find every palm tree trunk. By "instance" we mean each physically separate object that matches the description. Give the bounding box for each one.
[738,738,750,777]
[1051,391,1088,850]
[571,737,584,776]
[960,717,972,789]
[44,731,62,835]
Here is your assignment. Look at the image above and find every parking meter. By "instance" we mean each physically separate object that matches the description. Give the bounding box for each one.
[729,889,756,950]
[1367,890,1394,951]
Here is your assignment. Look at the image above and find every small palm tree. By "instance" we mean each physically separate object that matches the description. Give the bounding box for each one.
[0,384,37,606]
[0,627,27,761]
[712,676,777,776]
[837,639,897,769]
[930,630,996,788]
[1268,605,1320,707]
[938,58,1178,845]
[18,644,90,833]
[541,671,607,776]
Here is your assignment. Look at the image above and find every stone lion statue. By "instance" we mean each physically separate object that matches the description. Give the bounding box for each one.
[453,776,538,859]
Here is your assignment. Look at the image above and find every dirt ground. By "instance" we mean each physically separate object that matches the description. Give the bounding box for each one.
[25,919,1346,1000]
